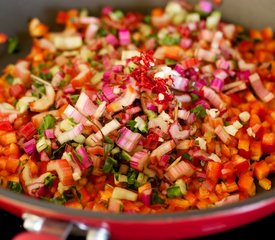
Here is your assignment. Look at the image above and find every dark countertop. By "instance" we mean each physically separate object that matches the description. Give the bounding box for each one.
[0,208,274,240]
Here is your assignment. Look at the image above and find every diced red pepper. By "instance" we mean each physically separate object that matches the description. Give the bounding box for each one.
[221,161,236,182]
[9,84,25,98]
[142,133,159,150]
[0,121,14,132]
[0,32,7,44]
[238,171,256,197]
[77,187,92,207]
[238,138,250,159]
[56,11,68,24]
[206,161,222,182]
[39,161,48,175]
[231,155,250,174]
[251,123,264,140]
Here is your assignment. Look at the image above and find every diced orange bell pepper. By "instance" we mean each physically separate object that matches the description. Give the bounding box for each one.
[261,27,273,40]
[258,178,272,190]
[238,172,256,197]
[0,156,7,170]
[206,161,222,182]
[65,200,83,209]
[254,161,270,180]
[0,132,17,146]
[238,138,250,159]
[250,141,262,161]
[261,132,275,154]
[151,7,164,17]
[4,143,20,159]
[6,158,19,174]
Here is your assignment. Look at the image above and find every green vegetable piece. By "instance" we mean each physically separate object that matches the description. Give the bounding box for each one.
[7,37,20,54]
[160,35,180,46]
[103,157,117,173]
[110,10,124,21]
[127,120,137,132]
[190,93,199,102]
[120,150,131,161]
[191,105,207,119]
[143,15,151,24]
[44,174,56,187]
[38,114,56,136]
[152,188,165,204]
[182,152,192,161]
[127,169,137,186]
[167,185,183,198]
[70,94,80,104]
[165,58,177,65]
[5,74,14,84]
[7,181,23,193]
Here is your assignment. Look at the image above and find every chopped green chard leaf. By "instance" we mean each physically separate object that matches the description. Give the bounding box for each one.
[167,185,183,198]
[8,181,23,193]
[103,157,117,173]
[5,74,14,84]
[38,114,56,136]
[182,153,192,161]
[7,37,20,54]
[152,188,165,204]
[45,174,56,187]
[191,105,207,119]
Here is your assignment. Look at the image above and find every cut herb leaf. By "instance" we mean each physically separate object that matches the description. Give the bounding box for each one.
[38,114,56,136]
[191,105,207,119]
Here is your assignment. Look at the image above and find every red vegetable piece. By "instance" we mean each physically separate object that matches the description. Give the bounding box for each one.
[9,83,25,98]
[142,133,159,150]
[19,122,37,139]
[0,121,13,131]
[262,132,275,154]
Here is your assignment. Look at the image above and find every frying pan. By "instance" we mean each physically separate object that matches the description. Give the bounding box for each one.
[0,1,275,239]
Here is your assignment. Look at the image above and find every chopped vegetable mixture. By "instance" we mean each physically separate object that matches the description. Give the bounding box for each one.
[0,0,275,213]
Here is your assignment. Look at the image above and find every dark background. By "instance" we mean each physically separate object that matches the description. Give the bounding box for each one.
[0,208,274,240]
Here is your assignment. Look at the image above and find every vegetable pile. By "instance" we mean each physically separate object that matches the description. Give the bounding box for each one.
[0,0,275,213]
